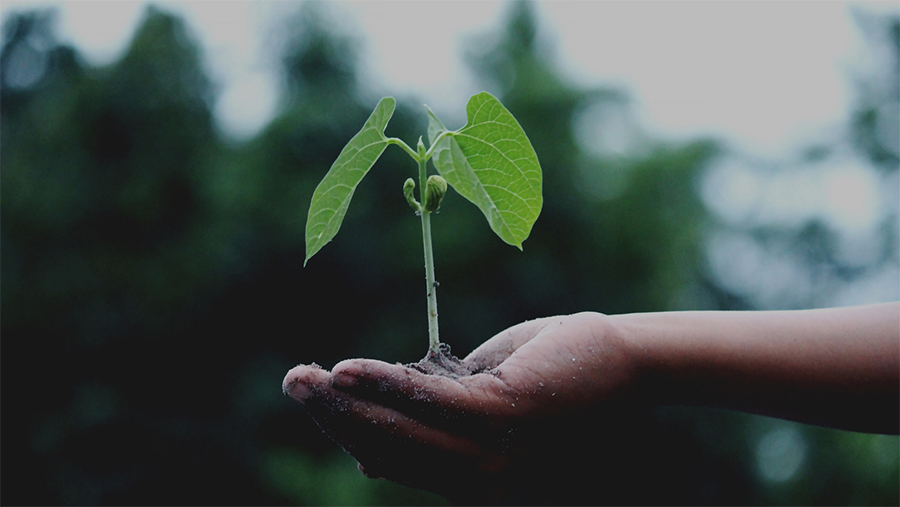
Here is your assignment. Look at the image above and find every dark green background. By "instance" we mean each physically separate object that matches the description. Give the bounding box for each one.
[2,2,897,504]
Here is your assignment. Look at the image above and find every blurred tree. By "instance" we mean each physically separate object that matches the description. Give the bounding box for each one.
[1,1,895,505]
[1,6,272,505]
[281,1,357,102]
[851,15,899,173]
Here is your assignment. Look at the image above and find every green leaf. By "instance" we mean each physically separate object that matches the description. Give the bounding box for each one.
[427,92,542,250]
[305,97,395,265]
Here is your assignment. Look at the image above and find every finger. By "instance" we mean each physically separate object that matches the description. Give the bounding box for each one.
[282,363,332,402]
[463,316,558,370]
[283,364,496,464]
[286,365,511,500]
[330,359,521,425]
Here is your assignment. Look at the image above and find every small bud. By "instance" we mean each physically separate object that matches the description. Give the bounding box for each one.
[416,136,426,159]
[423,175,448,212]
[403,178,421,212]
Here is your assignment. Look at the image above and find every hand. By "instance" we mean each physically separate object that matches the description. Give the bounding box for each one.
[282,312,639,503]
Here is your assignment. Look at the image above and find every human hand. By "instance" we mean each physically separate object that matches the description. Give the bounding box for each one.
[282,312,639,503]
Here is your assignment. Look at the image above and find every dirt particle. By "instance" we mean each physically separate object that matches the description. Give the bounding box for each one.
[407,342,476,379]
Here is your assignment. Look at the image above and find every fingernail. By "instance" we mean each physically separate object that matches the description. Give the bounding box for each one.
[332,372,358,388]
[283,378,311,401]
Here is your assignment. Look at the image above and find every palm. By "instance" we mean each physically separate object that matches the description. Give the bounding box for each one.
[282,312,633,503]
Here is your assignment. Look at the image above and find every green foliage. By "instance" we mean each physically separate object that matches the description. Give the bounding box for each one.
[427,92,543,249]
[303,90,543,353]
[304,97,396,264]
[305,91,543,265]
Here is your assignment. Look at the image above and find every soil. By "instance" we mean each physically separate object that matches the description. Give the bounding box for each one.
[407,342,485,379]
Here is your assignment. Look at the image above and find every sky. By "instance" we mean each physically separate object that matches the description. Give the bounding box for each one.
[1,0,894,151]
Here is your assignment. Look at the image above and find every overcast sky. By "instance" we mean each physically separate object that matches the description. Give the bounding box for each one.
[2,0,896,152]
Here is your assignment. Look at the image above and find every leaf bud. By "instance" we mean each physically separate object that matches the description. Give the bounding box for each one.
[423,175,448,212]
[403,178,421,212]
[417,136,427,159]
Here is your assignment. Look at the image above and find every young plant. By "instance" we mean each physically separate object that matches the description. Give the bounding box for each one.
[304,92,542,359]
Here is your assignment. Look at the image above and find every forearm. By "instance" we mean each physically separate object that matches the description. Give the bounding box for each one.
[611,303,899,434]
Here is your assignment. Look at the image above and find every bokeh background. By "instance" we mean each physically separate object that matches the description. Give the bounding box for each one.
[2,1,898,505]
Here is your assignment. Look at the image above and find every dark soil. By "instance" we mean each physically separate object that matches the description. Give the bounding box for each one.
[407,342,484,379]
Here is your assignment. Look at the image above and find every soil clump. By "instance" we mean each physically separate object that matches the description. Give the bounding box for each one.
[408,342,483,379]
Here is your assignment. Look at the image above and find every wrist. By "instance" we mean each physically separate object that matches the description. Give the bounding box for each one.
[579,312,648,406]
[606,312,677,407]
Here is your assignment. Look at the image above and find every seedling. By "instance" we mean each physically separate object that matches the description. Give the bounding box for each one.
[305,92,542,360]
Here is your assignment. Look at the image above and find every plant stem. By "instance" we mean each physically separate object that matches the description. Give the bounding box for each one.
[418,156,440,355]
[386,137,418,160]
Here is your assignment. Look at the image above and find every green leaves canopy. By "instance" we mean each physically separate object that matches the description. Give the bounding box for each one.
[304,92,543,263]
[427,92,542,250]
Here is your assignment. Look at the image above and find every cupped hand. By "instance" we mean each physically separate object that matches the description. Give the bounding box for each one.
[282,312,638,503]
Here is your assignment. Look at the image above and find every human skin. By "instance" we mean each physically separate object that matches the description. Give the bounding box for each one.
[282,302,899,502]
